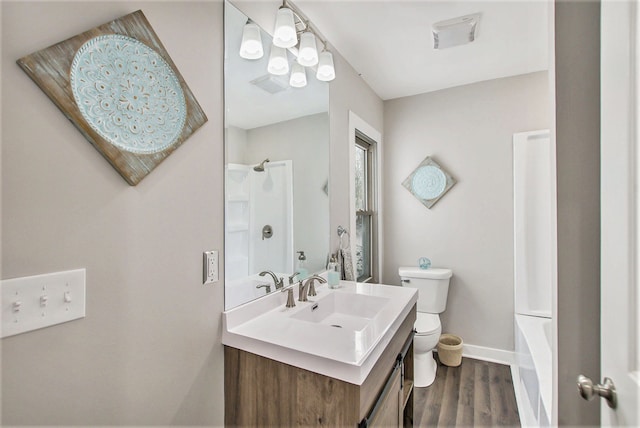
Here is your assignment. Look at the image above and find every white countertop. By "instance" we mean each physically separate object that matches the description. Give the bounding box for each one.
[222,280,417,385]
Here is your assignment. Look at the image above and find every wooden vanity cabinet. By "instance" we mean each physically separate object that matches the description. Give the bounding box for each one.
[368,331,414,428]
[224,305,416,427]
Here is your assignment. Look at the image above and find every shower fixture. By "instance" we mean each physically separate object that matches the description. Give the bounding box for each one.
[254,158,270,172]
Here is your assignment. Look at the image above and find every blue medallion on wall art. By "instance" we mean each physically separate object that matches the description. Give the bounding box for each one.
[16,10,208,186]
[411,165,447,200]
[70,35,187,155]
[402,156,456,209]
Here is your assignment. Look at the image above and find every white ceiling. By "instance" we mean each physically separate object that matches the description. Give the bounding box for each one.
[227,0,549,128]
[295,0,550,100]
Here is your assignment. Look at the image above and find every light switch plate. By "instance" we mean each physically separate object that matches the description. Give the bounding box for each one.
[2,269,86,338]
[203,251,218,284]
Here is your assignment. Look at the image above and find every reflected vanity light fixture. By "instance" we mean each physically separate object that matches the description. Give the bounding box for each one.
[273,6,297,48]
[316,50,335,82]
[239,20,264,59]
[240,0,336,84]
[268,45,290,75]
[297,30,318,66]
[289,63,307,87]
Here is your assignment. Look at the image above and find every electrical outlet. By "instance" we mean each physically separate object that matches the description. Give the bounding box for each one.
[203,251,218,284]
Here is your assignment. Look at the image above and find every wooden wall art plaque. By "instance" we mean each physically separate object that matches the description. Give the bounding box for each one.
[402,156,457,209]
[17,10,208,185]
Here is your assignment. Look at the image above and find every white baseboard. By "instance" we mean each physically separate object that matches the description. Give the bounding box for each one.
[460,343,515,365]
[433,343,514,365]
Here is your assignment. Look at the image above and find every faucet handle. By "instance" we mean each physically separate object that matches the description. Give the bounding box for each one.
[280,284,296,308]
[285,288,295,307]
[288,272,300,285]
[256,283,272,293]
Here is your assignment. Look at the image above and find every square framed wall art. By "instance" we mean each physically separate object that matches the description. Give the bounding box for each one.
[402,156,457,209]
[17,10,208,185]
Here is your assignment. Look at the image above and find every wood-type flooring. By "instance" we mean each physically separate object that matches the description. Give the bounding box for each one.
[413,356,521,427]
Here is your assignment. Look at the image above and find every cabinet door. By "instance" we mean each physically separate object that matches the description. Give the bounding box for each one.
[368,368,402,428]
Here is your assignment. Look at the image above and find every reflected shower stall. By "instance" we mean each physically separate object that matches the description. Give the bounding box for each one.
[225,160,294,308]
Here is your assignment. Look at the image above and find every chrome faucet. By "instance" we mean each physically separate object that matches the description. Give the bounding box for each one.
[306,275,327,297]
[299,275,327,302]
[259,271,284,290]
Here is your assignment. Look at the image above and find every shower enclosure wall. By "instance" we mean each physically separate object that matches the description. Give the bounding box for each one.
[513,130,555,427]
[225,161,293,308]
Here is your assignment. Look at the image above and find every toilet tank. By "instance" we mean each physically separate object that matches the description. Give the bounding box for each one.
[399,267,453,313]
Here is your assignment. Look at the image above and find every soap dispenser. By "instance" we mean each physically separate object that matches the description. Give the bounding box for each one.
[296,251,308,280]
[327,254,340,288]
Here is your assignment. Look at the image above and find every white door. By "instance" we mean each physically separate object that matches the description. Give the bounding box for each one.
[600,1,640,425]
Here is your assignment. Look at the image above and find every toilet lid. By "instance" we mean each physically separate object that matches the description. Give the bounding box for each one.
[398,267,452,279]
[414,313,441,335]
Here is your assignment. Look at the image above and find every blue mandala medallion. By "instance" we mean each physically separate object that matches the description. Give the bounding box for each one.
[70,35,187,154]
[411,165,446,200]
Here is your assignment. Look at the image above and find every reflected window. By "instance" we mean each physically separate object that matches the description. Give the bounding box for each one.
[355,133,377,282]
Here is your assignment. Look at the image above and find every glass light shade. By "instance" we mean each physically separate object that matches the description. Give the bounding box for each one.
[289,63,307,88]
[267,45,289,75]
[297,31,318,66]
[316,51,336,81]
[273,7,297,48]
[239,22,263,59]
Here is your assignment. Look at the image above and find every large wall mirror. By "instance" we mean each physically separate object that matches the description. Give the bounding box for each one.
[224,1,330,310]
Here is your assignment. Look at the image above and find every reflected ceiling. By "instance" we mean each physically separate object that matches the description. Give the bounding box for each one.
[226,4,329,130]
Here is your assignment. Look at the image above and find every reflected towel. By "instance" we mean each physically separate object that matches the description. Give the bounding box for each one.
[340,248,355,281]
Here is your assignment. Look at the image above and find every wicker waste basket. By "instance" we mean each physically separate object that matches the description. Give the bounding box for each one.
[437,334,463,367]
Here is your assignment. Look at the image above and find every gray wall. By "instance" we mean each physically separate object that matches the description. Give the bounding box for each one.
[383,72,550,352]
[1,1,384,425]
[1,2,224,425]
[328,50,385,252]
[555,0,601,425]
[246,113,330,274]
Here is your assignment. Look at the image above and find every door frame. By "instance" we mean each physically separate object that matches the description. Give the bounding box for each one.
[601,0,640,424]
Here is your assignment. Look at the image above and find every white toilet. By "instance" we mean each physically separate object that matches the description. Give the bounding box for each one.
[399,266,453,387]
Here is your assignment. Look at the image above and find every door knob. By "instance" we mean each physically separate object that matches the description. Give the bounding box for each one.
[262,225,273,240]
[577,375,617,409]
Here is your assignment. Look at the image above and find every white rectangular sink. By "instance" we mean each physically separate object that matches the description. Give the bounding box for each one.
[291,292,390,331]
[222,280,418,384]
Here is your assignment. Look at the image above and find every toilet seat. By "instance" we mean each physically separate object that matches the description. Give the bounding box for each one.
[414,313,440,336]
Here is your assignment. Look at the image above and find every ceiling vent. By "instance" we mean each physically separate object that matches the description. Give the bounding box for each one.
[250,74,289,94]
[432,13,481,50]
